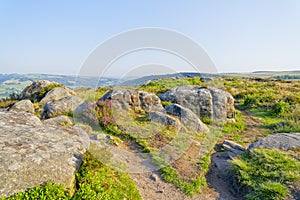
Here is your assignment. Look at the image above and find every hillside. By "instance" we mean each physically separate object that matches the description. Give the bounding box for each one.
[0,74,299,200]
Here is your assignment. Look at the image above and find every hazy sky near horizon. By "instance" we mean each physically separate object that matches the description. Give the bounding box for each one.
[0,0,299,76]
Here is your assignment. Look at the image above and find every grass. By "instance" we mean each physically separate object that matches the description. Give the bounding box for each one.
[0,100,17,108]
[159,165,207,196]
[222,110,245,134]
[138,77,205,95]
[1,182,68,200]
[157,151,212,196]
[250,106,300,133]
[75,87,111,103]
[231,148,300,200]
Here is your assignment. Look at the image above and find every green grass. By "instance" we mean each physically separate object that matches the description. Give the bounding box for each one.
[75,87,111,103]
[1,182,68,200]
[221,110,245,134]
[0,100,17,108]
[250,106,300,133]
[138,77,205,95]
[159,165,207,196]
[157,151,212,196]
[231,148,300,200]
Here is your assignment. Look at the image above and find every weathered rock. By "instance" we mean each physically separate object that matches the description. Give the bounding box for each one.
[43,96,84,119]
[222,140,246,157]
[9,100,34,113]
[0,111,89,198]
[43,115,74,126]
[209,87,235,120]
[148,111,181,128]
[19,80,61,101]
[160,85,235,121]
[100,88,164,112]
[248,133,300,151]
[0,111,42,126]
[165,104,209,133]
[73,102,99,129]
[39,87,73,107]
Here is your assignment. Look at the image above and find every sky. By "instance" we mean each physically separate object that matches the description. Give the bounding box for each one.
[0,0,300,77]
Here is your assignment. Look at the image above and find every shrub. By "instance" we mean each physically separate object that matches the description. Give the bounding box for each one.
[244,94,260,108]
[272,100,291,115]
[94,100,116,128]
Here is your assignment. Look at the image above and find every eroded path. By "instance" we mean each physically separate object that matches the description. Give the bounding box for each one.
[128,107,267,200]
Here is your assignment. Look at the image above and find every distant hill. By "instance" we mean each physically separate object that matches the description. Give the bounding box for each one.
[224,70,300,79]
[1,70,299,98]
[0,73,118,98]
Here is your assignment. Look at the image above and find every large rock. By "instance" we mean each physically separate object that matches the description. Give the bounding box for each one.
[19,80,62,101]
[43,115,74,126]
[43,96,84,119]
[248,133,300,151]
[148,111,181,129]
[9,100,34,113]
[0,111,42,126]
[100,88,164,112]
[209,87,235,120]
[0,111,89,198]
[165,104,209,133]
[222,140,246,157]
[159,85,235,121]
[39,87,73,107]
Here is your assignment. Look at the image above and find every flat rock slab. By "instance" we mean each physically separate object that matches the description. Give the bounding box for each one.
[248,133,300,151]
[0,111,89,198]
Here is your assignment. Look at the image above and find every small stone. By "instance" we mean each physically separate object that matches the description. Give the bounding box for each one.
[150,173,159,182]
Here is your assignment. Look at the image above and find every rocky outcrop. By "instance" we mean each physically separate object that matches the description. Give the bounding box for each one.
[19,80,61,101]
[165,104,209,133]
[100,88,164,112]
[248,133,300,151]
[159,85,235,121]
[39,87,73,107]
[9,99,34,113]
[43,96,84,119]
[0,111,89,198]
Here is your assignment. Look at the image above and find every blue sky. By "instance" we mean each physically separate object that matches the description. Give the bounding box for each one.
[0,0,299,76]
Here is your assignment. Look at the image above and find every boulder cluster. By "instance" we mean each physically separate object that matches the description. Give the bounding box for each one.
[0,80,90,197]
